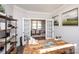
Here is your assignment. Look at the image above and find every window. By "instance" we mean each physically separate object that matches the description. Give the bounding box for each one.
[37,21,42,29]
[32,20,42,30]
[32,21,37,29]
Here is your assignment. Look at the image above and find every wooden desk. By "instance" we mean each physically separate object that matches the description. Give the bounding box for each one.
[23,39,75,54]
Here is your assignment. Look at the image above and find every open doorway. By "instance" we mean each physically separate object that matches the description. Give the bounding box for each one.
[31,19,46,40]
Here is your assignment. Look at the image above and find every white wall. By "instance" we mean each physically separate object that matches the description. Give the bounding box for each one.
[13,6,52,46]
[52,5,79,53]
[2,4,14,16]
[3,4,51,47]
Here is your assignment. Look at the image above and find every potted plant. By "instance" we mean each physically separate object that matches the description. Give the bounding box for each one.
[0,4,5,13]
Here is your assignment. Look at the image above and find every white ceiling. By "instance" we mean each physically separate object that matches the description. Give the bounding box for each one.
[16,4,63,13]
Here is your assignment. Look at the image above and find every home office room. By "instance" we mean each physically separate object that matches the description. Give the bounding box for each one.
[0,4,79,54]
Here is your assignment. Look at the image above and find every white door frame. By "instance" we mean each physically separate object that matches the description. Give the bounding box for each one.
[46,19,54,39]
[22,18,54,40]
[22,18,31,45]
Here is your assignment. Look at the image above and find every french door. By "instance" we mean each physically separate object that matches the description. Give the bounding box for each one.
[46,19,54,39]
[22,18,54,44]
[22,18,31,45]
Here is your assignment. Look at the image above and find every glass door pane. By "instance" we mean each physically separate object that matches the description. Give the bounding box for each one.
[32,21,37,29]
[46,19,54,39]
[37,21,42,30]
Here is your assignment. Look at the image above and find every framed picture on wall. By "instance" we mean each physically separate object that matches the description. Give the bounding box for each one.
[53,15,59,26]
[62,8,78,26]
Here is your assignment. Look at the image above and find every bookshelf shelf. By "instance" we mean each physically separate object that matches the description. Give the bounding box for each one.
[0,12,17,54]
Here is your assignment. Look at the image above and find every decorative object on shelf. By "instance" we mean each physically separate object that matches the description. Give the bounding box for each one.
[62,8,78,26]
[5,32,10,37]
[9,15,13,18]
[0,43,4,51]
[8,24,16,28]
[0,4,5,13]
[52,15,59,26]
[0,46,4,51]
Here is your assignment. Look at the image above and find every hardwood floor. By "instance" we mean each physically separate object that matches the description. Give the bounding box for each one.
[17,46,24,54]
